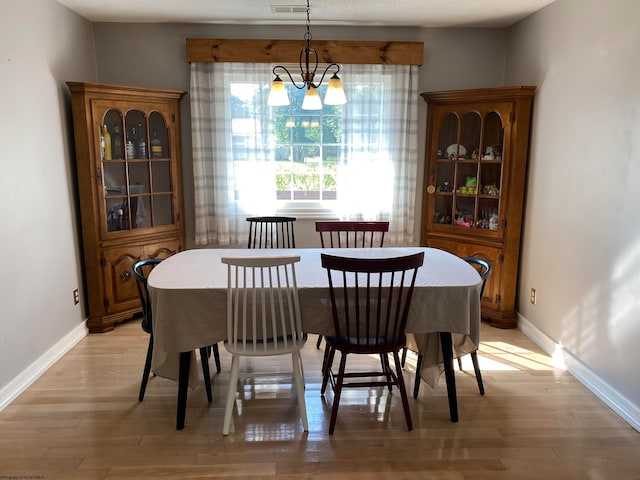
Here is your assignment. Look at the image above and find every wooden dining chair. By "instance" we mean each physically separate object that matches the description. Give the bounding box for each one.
[246,216,296,248]
[315,220,389,248]
[404,256,491,398]
[320,251,424,434]
[132,258,220,402]
[315,220,389,348]
[220,255,308,435]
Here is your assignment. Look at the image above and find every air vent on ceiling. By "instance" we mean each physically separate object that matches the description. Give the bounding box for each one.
[271,4,309,14]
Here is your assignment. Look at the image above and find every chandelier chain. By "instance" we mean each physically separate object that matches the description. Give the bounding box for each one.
[305,0,312,43]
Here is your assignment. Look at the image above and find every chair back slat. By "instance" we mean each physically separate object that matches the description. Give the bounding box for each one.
[315,221,389,248]
[247,216,296,248]
[321,252,424,352]
[222,255,303,353]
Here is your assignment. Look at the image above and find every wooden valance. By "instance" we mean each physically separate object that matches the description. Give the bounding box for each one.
[186,38,424,66]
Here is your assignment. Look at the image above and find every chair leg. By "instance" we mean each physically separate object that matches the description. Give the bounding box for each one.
[299,350,306,386]
[292,351,309,431]
[401,347,408,368]
[413,354,423,399]
[199,347,212,403]
[222,355,241,435]
[138,335,154,402]
[321,344,332,377]
[316,335,323,349]
[212,343,221,373]
[470,351,485,395]
[393,351,413,431]
[321,347,336,394]
[328,352,348,435]
[380,354,393,392]
[457,356,464,371]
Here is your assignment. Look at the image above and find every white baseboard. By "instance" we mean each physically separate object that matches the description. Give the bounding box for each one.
[518,313,640,433]
[0,321,88,411]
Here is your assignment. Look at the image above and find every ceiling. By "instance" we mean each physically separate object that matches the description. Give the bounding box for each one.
[55,0,556,28]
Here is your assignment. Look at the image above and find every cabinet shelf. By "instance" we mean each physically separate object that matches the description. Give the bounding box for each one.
[421,86,535,329]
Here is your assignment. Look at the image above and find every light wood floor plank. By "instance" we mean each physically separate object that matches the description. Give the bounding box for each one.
[0,320,638,479]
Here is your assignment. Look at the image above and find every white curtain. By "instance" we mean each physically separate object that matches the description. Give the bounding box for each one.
[190,62,418,246]
[336,64,418,244]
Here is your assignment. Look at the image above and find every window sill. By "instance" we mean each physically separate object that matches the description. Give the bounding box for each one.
[275,202,339,220]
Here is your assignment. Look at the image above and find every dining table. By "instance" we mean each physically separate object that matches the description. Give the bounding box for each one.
[147,246,482,430]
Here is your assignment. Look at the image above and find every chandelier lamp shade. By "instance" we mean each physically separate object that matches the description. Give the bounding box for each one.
[267,0,347,110]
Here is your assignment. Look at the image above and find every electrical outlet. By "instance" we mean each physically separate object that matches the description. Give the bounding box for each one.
[73,289,80,305]
[530,288,536,305]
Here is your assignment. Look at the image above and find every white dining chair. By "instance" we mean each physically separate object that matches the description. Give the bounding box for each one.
[220,255,308,435]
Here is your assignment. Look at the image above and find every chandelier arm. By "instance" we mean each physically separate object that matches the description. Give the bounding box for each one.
[272,65,307,90]
[313,63,341,88]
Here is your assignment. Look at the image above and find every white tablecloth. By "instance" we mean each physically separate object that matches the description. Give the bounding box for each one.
[148,247,482,387]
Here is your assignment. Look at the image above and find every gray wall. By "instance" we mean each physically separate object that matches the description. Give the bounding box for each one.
[0,0,96,395]
[506,0,640,424]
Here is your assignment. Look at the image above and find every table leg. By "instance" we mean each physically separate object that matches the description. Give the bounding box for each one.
[176,351,191,430]
[440,332,458,422]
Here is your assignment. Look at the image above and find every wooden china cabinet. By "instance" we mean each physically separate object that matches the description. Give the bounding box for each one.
[420,86,535,328]
[67,82,186,333]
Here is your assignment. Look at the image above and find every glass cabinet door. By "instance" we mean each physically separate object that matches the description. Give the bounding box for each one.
[148,111,174,227]
[430,106,506,232]
[98,104,174,233]
[432,113,457,225]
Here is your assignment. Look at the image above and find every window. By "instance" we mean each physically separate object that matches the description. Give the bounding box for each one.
[231,83,342,204]
[190,62,417,246]
[271,87,342,202]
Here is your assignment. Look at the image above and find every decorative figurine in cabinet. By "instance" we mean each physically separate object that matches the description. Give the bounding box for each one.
[67,82,186,333]
[421,86,535,328]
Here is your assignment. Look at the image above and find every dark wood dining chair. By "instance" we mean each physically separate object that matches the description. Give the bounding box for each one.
[246,216,296,248]
[315,220,389,248]
[132,258,220,402]
[404,256,491,398]
[315,220,389,348]
[320,251,424,434]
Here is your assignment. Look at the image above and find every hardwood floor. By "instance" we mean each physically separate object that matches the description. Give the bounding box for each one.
[1,320,638,479]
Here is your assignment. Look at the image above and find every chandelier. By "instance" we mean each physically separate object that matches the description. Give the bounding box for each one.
[267,0,347,110]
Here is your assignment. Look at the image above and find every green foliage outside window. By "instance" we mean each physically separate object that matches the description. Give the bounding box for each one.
[275,162,337,192]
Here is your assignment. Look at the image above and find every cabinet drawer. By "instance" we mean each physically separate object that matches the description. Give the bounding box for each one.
[102,239,181,313]
[426,239,502,313]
